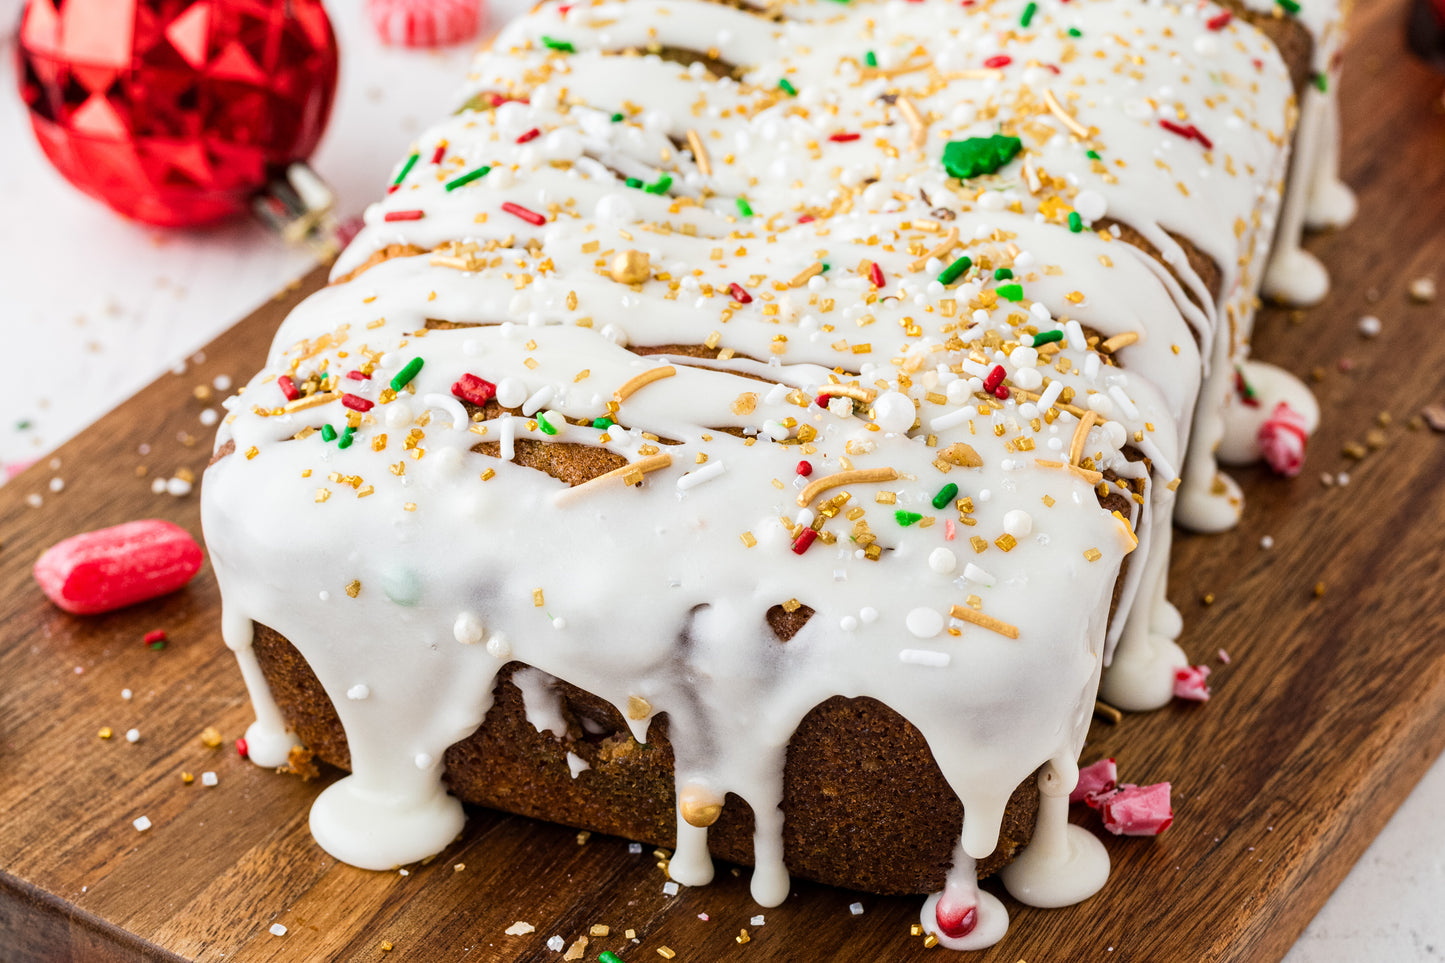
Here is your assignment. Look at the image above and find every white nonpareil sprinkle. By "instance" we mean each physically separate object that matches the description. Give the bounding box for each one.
[133,816,152,832]
[269,923,287,937]
[201,771,218,787]
[1260,535,1275,550]
[121,689,132,700]
[848,902,865,916]
[905,607,944,639]
[663,881,680,896]
[927,547,957,574]
[1357,315,1382,337]
[899,649,950,668]
[1002,510,1033,538]
[504,921,536,936]
[125,728,140,743]
[454,611,485,645]
[347,684,371,700]
[166,477,193,497]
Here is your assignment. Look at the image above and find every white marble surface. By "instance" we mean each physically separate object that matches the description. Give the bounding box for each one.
[0,2,1439,959]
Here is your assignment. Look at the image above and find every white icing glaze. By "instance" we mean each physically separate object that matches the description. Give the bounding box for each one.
[999,763,1110,907]
[199,0,1329,945]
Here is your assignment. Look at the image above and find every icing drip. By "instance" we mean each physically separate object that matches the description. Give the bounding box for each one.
[921,834,1010,950]
[197,0,1331,945]
[999,762,1110,907]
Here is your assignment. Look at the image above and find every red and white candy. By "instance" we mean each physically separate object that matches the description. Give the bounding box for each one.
[1173,663,1213,702]
[1098,782,1174,836]
[1069,756,1118,806]
[1257,401,1309,477]
[368,0,483,47]
[34,520,203,615]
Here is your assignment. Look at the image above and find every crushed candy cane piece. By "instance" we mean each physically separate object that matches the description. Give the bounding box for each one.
[368,0,482,47]
[1099,782,1173,836]
[1174,664,1213,701]
[1069,756,1118,805]
[34,520,203,615]
[1258,402,1309,477]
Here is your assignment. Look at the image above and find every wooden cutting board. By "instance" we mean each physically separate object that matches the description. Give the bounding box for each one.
[4,1,1444,959]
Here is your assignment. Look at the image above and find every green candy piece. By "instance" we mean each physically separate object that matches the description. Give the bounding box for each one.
[895,510,923,527]
[941,135,1023,180]
[997,283,1024,302]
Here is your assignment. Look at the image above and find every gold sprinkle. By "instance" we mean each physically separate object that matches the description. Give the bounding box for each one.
[98,726,113,740]
[182,771,194,784]
[481,468,496,481]
[613,366,677,404]
[1313,581,1326,598]
[380,942,394,953]
[563,937,589,962]
[796,467,900,507]
[200,726,222,748]
[533,588,545,607]
[995,533,1017,552]
[1094,700,1124,725]
[969,536,988,553]
[790,261,825,287]
[345,580,361,599]
[590,925,610,937]
[628,695,652,720]
[737,929,751,944]
[610,249,651,284]
[315,488,331,503]
[554,453,673,505]
[1044,88,1091,138]
[896,96,929,150]
[875,491,897,505]
[948,605,1020,639]
[686,128,712,177]
[1069,410,1099,466]
[924,934,940,948]
[657,948,676,961]
[244,445,259,460]
[284,390,340,413]
[740,531,757,547]
[566,290,578,310]
[1084,548,1103,562]
[1100,331,1140,353]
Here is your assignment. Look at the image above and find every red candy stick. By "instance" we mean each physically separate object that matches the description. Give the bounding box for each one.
[791,528,818,555]
[384,209,425,221]
[728,282,753,304]
[869,261,885,288]
[342,393,375,412]
[983,364,1006,393]
[452,373,498,406]
[1206,10,1232,29]
[983,54,1012,68]
[34,520,203,615]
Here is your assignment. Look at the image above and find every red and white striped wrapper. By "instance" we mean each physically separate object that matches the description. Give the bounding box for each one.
[368,0,484,47]
[1257,400,1310,477]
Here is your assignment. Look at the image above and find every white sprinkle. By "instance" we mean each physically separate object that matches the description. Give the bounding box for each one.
[166,477,192,497]
[929,408,973,432]
[213,375,232,391]
[126,728,140,743]
[849,902,865,916]
[486,633,512,659]
[505,921,536,936]
[199,408,219,426]
[346,684,371,700]
[963,563,996,586]
[552,616,567,629]
[422,393,470,430]
[872,391,916,433]
[454,611,486,645]
[859,606,879,624]
[121,688,132,700]
[1108,385,1141,420]
[629,843,644,854]
[1065,319,1086,351]
[663,881,680,896]
[499,415,516,461]
[906,607,944,639]
[522,384,556,416]
[49,477,64,492]
[840,615,859,631]
[751,915,766,927]
[385,400,414,431]
[566,752,590,778]
[415,753,434,769]
[496,377,527,408]
[150,478,167,494]
[762,420,790,441]
[547,936,566,951]
[1260,535,1275,549]
[1083,353,1102,381]
[318,590,331,601]
[1036,380,1065,412]
[133,816,152,832]
[1073,190,1107,221]
[1003,510,1033,537]
[899,649,950,667]
[928,547,957,574]
[269,924,287,937]
[1357,315,1381,337]
[677,461,726,491]
[201,771,219,787]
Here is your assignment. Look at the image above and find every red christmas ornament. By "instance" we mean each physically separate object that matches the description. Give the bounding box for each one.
[17,0,339,228]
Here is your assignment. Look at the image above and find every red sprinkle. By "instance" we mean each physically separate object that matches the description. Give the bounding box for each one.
[869,261,885,288]
[1159,119,1214,151]
[236,737,249,759]
[384,209,425,221]
[33,520,204,616]
[728,282,753,304]
[828,132,861,142]
[797,215,815,223]
[993,384,1010,400]
[347,370,371,381]
[791,528,818,555]
[516,127,542,143]
[1044,63,1061,75]
[983,54,1012,69]
[342,393,375,412]
[501,201,545,226]
[1205,9,1232,29]
[277,375,301,401]
[143,629,167,645]
[796,460,813,476]
[386,184,400,194]
[430,143,446,164]
[983,364,1006,393]
[452,373,498,406]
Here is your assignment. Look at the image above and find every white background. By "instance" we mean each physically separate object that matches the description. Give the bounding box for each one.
[0,1,1440,958]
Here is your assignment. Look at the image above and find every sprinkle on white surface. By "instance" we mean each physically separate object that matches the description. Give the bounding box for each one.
[132,816,151,832]
[346,684,371,700]
[899,649,950,668]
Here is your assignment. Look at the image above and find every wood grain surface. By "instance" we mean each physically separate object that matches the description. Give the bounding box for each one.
[3,2,1445,959]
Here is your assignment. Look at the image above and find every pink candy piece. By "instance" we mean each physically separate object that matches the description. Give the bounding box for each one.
[1099,782,1174,836]
[1070,756,1118,806]
[34,520,203,615]
[1258,401,1309,477]
[368,0,483,47]
[1173,663,1213,702]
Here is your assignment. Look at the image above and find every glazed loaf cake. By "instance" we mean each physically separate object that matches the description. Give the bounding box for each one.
[202,0,1350,948]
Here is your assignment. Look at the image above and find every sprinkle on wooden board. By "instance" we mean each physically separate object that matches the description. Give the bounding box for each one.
[553,454,673,506]
[1043,89,1091,139]
[613,365,677,403]
[796,467,901,508]
[948,604,1020,639]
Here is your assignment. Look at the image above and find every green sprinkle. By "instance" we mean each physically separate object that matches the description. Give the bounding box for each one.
[541,35,575,52]
[895,510,923,527]
[778,78,798,96]
[392,152,420,187]
[338,426,355,450]
[625,176,643,189]
[600,953,625,963]
[1032,329,1064,347]
[997,283,1024,301]
[320,424,337,443]
[1313,72,1328,92]
[736,197,754,218]
[1020,1,1038,27]
[1086,149,1101,160]
[931,483,959,510]
[1068,211,1083,232]
[644,173,673,195]
[611,112,625,122]
[937,255,973,286]
[538,413,558,435]
[444,165,491,192]
[821,263,830,272]
[864,50,878,67]
[1275,0,1299,13]
[592,416,614,430]
[390,357,424,392]
[994,267,1013,281]
[1067,26,1083,37]
[941,135,1022,180]
[149,640,166,650]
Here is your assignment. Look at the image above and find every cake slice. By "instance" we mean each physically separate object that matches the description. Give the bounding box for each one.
[202,0,1340,948]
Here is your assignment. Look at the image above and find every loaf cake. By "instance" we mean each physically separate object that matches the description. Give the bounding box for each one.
[202,0,1350,949]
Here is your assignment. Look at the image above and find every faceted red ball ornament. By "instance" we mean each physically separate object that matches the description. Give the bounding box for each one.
[17,0,339,227]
